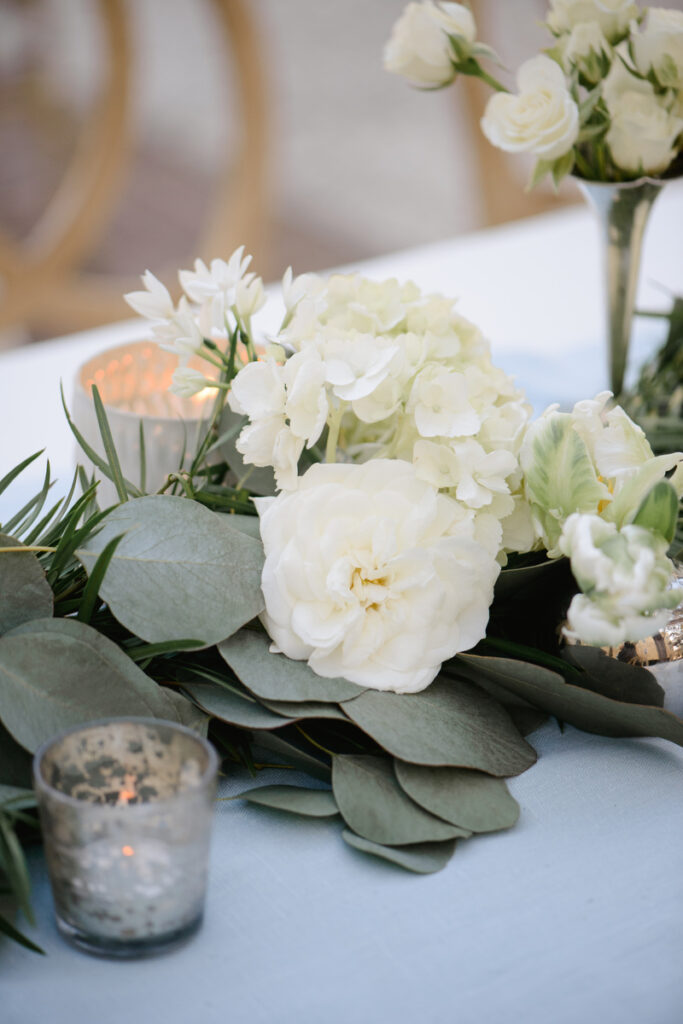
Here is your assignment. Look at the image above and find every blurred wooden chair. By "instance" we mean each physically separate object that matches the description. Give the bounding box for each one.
[0,0,269,337]
[464,0,580,226]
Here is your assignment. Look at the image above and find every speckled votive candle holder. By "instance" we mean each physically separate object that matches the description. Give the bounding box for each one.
[33,718,218,958]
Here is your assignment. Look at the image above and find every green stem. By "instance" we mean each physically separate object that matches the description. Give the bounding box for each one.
[325,402,345,463]
[473,66,508,93]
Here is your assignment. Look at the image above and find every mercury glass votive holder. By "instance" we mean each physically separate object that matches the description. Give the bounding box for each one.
[33,718,218,958]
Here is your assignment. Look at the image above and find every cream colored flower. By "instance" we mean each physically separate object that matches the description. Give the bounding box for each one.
[481,55,579,161]
[560,513,678,645]
[547,0,638,43]
[256,459,500,693]
[124,270,175,321]
[170,366,213,398]
[383,2,475,88]
[408,364,480,437]
[559,20,612,81]
[633,7,683,88]
[606,90,683,174]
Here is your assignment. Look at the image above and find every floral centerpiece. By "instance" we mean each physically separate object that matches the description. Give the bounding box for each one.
[1,246,682,953]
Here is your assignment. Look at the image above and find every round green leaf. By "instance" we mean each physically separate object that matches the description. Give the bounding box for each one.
[332,755,469,846]
[342,830,457,874]
[0,534,53,635]
[219,629,365,703]
[76,495,265,645]
[342,676,537,776]
[181,681,294,730]
[261,698,348,721]
[0,617,207,751]
[394,762,519,833]
[238,784,338,817]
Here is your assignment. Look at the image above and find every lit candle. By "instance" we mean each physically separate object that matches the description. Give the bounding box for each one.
[33,718,218,958]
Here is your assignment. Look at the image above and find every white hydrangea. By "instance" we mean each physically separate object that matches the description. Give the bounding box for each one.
[229,273,532,555]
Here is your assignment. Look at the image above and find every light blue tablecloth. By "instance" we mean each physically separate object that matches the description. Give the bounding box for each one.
[3,721,682,1024]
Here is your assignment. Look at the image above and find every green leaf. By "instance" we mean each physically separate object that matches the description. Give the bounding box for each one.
[0,535,53,635]
[604,453,682,528]
[76,533,124,624]
[632,480,678,545]
[260,699,348,721]
[0,450,44,498]
[250,733,331,781]
[181,681,294,731]
[527,158,553,191]
[561,646,665,707]
[552,149,575,188]
[77,495,265,645]
[60,383,141,499]
[0,724,32,789]
[495,555,568,599]
[218,629,365,703]
[0,814,33,924]
[332,755,469,846]
[220,513,261,539]
[394,762,519,833]
[1,461,53,538]
[341,830,456,874]
[0,911,45,954]
[90,385,129,503]
[0,617,207,751]
[457,653,683,745]
[342,677,537,776]
[238,784,339,817]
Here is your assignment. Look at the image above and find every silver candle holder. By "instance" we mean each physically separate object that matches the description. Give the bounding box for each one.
[33,718,218,958]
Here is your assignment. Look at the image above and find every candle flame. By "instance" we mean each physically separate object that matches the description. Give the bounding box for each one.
[191,386,214,405]
[121,845,135,857]
[116,773,138,805]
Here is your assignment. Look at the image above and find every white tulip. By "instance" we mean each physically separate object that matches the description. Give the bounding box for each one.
[383,2,475,88]
[481,55,579,161]
[255,459,500,693]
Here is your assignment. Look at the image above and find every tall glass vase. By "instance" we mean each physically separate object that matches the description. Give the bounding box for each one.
[576,176,666,398]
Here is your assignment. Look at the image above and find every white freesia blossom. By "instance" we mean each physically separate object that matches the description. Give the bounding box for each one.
[227,359,286,420]
[170,366,213,398]
[547,0,638,42]
[383,2,476,88]
[559,513,678,645]
[281,267,325,319]
[481,55,579,161]
[606,89,683,174]
[256,460,500,693]
[283,350,329,446]
[633,7,683,87]
[235,276,266,320]
[408,365,480,438]
[178,248,252,304]
[124,271,175,321]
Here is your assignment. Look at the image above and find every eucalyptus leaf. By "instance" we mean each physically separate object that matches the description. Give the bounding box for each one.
[238,784,339,817]
[0,535,53,635]
[250,734,331,781]
[221,514,261,539]
[261,699,348,721]
[219,629,365,703]
[394,762,519,833]
[458,653,683,744]
[342,677,537,776]
[181,681,293,730]
[77,494,265,645]
[342,830,456,874]
[562,646,665,707]
[0,617,207,751]
[332,755,470,846]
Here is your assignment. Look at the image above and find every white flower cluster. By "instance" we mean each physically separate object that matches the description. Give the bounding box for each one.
[228,272,532,556]
[521,391,682,644]
[124,247,266,397]
[385,1,683,182]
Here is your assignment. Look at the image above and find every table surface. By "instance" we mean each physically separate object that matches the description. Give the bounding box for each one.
[1,191,682,1024]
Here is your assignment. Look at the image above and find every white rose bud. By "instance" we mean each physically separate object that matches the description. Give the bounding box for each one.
[383,1,476,88]
[481,55,579,161]
[606,90,683,175]
[633,7,683,88]
[560,20,611,82]
[547,0,639,44]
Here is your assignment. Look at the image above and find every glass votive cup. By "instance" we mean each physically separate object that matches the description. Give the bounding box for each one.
[33,717,218,959]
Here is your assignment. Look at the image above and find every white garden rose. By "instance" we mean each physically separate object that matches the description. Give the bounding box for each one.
[633,7,683,88]
[383,1,475,88]
[559,20,611,81]
[547,0,639,43]
[559,513,678,645]
[605,89,683,174]
[255,460,500,693]
[481,55,579,160]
